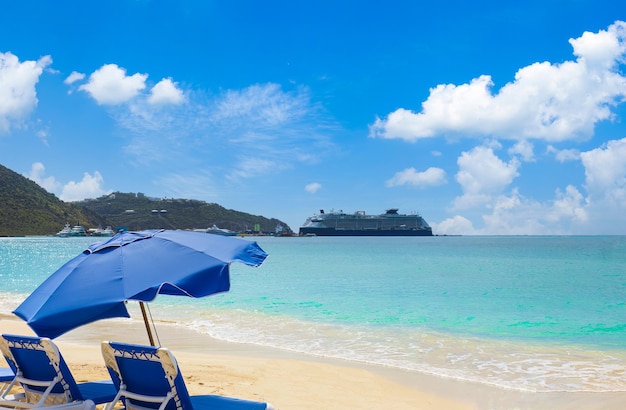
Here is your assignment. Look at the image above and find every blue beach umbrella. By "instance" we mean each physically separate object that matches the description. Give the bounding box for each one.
[13,229,268,345]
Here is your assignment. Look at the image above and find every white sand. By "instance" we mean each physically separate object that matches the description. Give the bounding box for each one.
[1,316,624,409]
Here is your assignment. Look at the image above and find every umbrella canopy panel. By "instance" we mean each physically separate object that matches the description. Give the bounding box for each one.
[14,230,268,339]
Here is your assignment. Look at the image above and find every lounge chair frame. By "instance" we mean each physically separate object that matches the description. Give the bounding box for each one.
[0,335,115,408]
[0,400,95,410]
[0,368,16,396]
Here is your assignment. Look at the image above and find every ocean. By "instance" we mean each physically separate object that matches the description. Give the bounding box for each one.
[0,235,625,393]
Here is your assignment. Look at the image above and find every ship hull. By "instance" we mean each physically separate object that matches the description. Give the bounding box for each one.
[299,227,432,236]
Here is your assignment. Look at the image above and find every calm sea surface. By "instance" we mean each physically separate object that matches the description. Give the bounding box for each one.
[1,235,625,392]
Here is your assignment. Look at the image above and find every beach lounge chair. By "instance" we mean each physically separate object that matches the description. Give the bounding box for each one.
[0,334,116,408]
[101,341,274,410]
[0,400,95,410]
[0,368,15,396]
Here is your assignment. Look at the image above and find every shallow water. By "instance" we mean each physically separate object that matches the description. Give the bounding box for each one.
[1,235,625,392]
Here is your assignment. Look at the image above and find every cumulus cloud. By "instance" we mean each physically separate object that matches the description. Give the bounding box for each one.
[540,139,625,233]
[434,215,475,235]
[478,190,547,234]
[469,185,590,235]
[437,138,626,235]
[305,182,322,193]
[79,64,147,105]
[574,139,626,233]
[0,52,51,133]
[27,163,110,203]
[546,185,588,223]
[27,162,60,192]
[441,143,587,234]
[69,65,183,107]
[370,21,626,143]
[386,167,446,187]
[454,145,520,209]
[60,171,108,202]
[508,140,534,162]
[580,138,626,200]
[148,78,185,105]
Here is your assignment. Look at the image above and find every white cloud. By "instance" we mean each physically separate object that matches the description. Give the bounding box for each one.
[154,172,219,201]
[148,78,185,105]
[79,64,147,105]
[305,182,322,193]
[570,22,626,69]
[60,171,108,202]
[116,83,333,173]
[468,186,589,235]
[454,145,520,209]
[36,128,48,144]
[27,162,59,192]
[547,145,580,162]
[27,163,111,203]
[508,140,534,162]
[212,83,308,126]
[370,20,626,143]
[434,215,475,235]
[479,190,548,235]
[33,118,49,145]
[64,71,85,85]
[386,167,447,187]
[437,138,626,235]
[0,52,51,133]
[545,185,588,223]
[580,137,626,200]
[226,157,279,181]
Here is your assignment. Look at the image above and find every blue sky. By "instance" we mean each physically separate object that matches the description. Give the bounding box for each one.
[1,1,625,234]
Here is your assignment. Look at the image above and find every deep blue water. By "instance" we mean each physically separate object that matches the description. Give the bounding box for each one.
[1,235,625,392]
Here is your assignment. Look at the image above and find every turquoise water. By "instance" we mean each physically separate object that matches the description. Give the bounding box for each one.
[1,235,625,392]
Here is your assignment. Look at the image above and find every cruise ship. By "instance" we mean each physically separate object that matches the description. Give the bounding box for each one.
[299,209,433,236]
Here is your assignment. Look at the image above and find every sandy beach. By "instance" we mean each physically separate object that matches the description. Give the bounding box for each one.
[0,316,624,410]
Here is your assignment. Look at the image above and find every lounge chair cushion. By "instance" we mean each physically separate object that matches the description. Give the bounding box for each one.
[102,341,271,410]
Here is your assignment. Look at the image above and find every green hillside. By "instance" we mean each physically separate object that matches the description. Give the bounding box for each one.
[0,164,110,236]
[0,164,291,236]
[79,192,289,233]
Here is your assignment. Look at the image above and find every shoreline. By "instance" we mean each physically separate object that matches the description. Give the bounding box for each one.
[1,316,624,409]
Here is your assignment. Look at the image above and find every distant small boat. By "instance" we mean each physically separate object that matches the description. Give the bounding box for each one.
[92,226,115,237]
[205,224,238,236]
[69,225,87,237]
[56,223,72,237]
[58,224,88,237]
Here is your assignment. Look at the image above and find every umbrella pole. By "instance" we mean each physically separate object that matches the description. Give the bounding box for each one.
[139,301,156,346]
